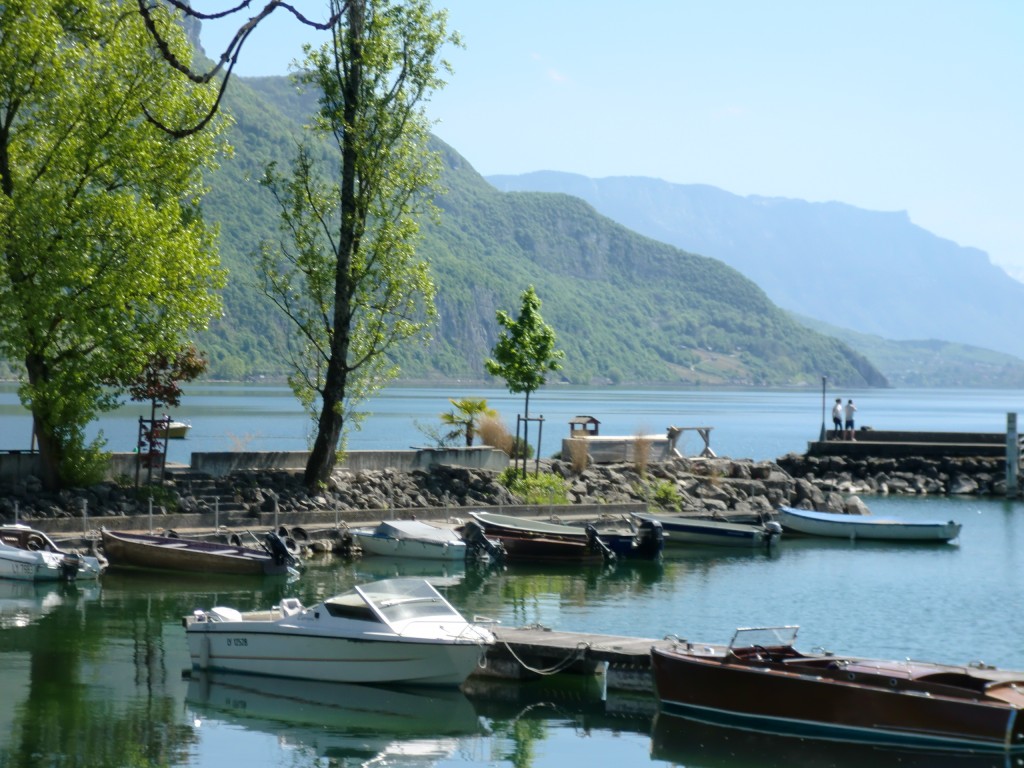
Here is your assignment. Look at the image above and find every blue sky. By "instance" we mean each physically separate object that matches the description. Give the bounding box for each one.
[200,1,1023,278]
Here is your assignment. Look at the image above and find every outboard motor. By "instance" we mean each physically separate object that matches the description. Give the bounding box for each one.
[263,531,298,566]
[764,520,783,547]
[59,553,82,581]
[584,524,616,563]
[636,519,665,558]
[461,520,505,564]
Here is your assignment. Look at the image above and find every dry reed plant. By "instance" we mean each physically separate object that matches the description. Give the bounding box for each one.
[567,437,590,473]
[632,432,652,477]
[478,415,514,455]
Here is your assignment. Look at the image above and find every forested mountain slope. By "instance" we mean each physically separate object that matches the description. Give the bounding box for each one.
[489,172,1024,361]
[196,76,885,387]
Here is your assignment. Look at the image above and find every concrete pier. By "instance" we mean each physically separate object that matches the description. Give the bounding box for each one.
[474,626,703,693]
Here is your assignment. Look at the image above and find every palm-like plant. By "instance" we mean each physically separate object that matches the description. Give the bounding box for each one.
[440,398,498,446]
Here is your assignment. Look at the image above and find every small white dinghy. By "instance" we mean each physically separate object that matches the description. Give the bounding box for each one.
[777,506,961,542]
[184,577,495,686]
[351,520,468,561]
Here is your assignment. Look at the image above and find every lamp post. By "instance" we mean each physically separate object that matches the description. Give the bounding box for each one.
[819,376,827,441]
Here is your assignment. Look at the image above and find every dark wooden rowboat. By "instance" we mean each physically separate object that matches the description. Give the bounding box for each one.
[465,511,661,562]
[101,529,297,576]
[651,626,1024,753]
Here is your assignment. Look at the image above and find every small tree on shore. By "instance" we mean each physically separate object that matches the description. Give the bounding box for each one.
[485,286,564,472]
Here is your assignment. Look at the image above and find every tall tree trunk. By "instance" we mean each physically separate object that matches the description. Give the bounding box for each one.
[303,0,362,492]
[25,354,60,491]
[521,389,531,477]
[304,359,347,489]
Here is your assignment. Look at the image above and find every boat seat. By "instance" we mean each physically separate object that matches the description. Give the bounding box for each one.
[278,598,303,617]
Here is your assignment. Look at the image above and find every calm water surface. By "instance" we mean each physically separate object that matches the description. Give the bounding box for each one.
[3,382,1024,461]
[1,386,1024,767]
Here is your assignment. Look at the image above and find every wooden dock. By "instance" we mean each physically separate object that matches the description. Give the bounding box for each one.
[473,625,711,693]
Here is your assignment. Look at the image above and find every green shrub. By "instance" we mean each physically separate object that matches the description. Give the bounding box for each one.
[650,479,682,512]
[59,436,110,488]
[498,468,569,505]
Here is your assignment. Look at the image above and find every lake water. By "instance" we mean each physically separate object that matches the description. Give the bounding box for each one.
[1,385,1024,767]
[3,381,1024,462]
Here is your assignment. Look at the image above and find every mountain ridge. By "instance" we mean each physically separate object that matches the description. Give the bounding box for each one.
[488,171,1024,362]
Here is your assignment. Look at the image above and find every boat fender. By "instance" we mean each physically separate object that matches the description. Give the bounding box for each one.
[290,526,309,542]
[277,525,290,539]
[284,537,299,555]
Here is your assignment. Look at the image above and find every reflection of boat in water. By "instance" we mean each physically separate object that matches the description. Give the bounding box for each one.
[651,712,1015,768]
[186,670,481,763]
[353,554,468,583]
[0,579,100,629]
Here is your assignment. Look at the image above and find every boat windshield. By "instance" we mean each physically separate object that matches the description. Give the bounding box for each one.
[356,578,462,624]
[728,626,799,650]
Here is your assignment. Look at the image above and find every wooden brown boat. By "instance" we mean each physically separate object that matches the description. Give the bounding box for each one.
[651,626,1024,753]
[101,529,298,576]
[464,512,615,564]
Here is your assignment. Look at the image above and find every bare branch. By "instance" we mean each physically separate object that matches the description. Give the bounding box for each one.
[136,1,347,137]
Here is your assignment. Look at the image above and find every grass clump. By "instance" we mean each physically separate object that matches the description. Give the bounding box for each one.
[498,467,569,505]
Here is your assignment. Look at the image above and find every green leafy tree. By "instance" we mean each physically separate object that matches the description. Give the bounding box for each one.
[440,398,497,446]
[485,286,565,469]
[258,0,456,490]
[0,2,227,489]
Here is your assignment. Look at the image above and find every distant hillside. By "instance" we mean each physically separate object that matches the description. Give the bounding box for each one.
[792,314,1024,388]
[488,172,1024,362]
[194,75,883,388]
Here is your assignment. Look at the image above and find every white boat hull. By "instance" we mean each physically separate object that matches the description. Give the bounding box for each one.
[777,506,961,542]
[0,542,103,582]
[184,578,494,687]
[353,531,467,561]
[186,627,485,685]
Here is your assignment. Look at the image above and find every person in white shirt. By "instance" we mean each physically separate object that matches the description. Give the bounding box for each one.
[844,399,857,441]
[831,398,843,439]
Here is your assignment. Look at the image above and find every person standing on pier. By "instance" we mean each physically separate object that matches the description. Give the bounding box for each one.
[845,399,857,441]
[832,398,844,439]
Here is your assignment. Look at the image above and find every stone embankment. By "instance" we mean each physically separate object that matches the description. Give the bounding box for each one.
[0,452,1012,528]
[775,452,1016,498]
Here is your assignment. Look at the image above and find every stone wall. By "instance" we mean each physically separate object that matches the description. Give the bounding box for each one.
[2,450,1016,533]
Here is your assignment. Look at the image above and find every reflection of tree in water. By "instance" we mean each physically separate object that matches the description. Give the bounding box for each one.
[0,590,198,767]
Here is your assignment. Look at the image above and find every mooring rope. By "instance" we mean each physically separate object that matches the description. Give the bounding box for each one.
[501,639,592,676]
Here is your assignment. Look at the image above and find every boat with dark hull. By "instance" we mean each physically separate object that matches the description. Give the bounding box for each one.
[465,511,662,563]
[651,625,1024,753]
[633,511,781,549]
[101,529,298,576]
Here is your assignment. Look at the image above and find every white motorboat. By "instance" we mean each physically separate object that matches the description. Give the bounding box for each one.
[351,519,468,561]
[0,524,105,582]
[777,506,962,542]
[183,577,495,686]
